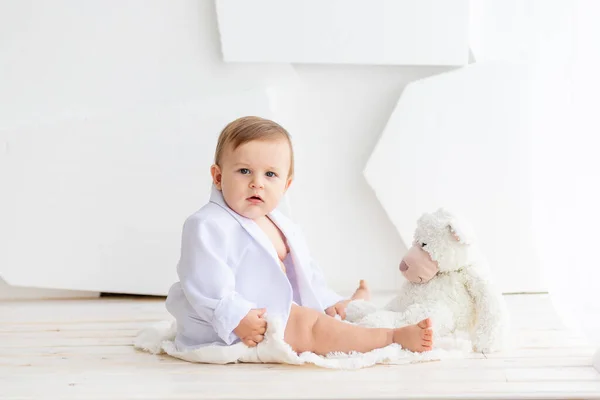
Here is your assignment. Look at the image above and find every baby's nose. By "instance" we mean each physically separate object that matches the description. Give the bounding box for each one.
[399,260,409,272]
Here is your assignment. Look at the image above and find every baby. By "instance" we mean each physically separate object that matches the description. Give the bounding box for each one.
[165,116,433,355]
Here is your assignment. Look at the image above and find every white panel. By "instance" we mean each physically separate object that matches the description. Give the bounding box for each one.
[216,0,470,66]
[468,0,575,64]
[364,62,543,294]
[0,0,298,295]
[0,279,99,300]
[273,65,454,294]
[0,90,275,295]
[0,0,297,131]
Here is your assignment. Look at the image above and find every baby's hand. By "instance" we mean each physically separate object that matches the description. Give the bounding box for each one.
[234,308,267,347]
[325,300,351,320]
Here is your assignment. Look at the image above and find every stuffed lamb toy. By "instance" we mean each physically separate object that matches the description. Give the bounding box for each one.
[346,208,509,353]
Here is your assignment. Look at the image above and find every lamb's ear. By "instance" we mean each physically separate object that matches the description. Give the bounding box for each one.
[447,216,474,244]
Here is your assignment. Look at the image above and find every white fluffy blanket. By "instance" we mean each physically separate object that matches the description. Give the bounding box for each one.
[134,315,472,369]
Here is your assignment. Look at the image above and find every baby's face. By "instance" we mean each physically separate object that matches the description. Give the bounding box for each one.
[212,139,292,220]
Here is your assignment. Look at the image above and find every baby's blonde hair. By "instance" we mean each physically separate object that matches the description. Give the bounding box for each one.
[214,116,295,179]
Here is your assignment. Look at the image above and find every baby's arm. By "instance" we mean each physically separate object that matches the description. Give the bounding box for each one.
[177,217,257,345]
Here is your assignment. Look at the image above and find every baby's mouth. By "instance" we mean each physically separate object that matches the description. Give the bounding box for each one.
[247,195,263,202]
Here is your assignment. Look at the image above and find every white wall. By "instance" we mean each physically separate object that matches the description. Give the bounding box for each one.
[0,0,296,131]
[274,64,453,293]
[7,0,558,298]
[216,0,470,66]
[364,62,545,294]
[0,0,295,296]
[468,0,600,345]
[529,0,600,348]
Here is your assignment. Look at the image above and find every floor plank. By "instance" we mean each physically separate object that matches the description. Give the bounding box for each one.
[1,294,599,399]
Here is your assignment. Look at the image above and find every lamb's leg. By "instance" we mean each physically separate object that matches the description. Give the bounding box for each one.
[400,303,457,339]
[463,268,510,353]
[344,280,377,322]
[345,300,378,323]
[469,293,509,353]
[358,302,457,340]
[355,309,409,329]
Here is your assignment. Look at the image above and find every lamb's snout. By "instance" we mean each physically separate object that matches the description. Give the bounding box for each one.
[399,260,409,271]
[399,245,439,283]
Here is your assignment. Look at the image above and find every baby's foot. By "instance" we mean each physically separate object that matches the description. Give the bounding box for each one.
[351,280,371,301]
[392,318,433,352]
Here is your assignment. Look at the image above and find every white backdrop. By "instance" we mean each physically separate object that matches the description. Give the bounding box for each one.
[363,62,542,294]
[1,0,563,297]
[216,0,470,66]
[1,91,278,295]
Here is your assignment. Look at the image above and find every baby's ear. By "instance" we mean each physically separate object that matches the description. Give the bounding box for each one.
[210,164,223,190]
[284,176,293,192]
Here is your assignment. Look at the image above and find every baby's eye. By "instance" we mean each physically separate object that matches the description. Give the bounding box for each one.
[265,171,277,178]
[239,168,250,175]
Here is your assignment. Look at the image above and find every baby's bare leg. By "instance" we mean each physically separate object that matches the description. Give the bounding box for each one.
[350,280,371,301]
[284,304,432,355]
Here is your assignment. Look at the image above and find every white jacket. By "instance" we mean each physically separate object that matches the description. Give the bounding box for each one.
[166,185,343,350]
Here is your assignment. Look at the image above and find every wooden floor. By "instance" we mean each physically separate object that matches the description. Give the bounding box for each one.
[1,294,599,400]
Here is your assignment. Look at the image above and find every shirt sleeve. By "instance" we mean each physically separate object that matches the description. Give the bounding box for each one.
[177,217,256,345]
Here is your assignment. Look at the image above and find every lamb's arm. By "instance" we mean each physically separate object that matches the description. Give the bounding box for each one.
[463,266,509,352]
